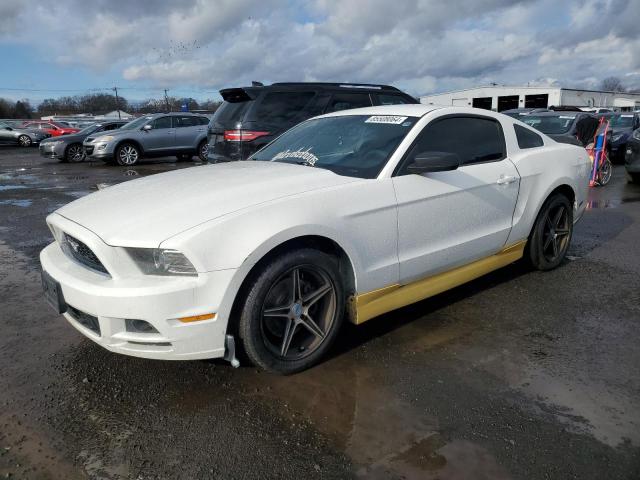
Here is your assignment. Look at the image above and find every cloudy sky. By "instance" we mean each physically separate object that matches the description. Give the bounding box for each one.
[1,0,639,102]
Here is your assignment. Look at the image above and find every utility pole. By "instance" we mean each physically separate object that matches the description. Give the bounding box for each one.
[164,89,170,112]
[113,87,121,119]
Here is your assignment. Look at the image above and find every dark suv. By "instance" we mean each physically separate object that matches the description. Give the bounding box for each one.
[206,82,418,163]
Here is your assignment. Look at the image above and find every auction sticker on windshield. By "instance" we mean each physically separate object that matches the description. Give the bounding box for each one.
[365,115,408,124]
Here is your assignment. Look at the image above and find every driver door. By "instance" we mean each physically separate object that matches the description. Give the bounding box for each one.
[392,115,520,283]
[142,116,175,152]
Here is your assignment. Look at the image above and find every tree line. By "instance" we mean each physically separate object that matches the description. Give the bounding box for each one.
[0,93,222,119]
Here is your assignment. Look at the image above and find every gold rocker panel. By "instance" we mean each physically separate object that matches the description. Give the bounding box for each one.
[352,240,527,325]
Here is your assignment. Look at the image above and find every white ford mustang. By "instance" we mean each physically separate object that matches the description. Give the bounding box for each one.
[40,105,590,373]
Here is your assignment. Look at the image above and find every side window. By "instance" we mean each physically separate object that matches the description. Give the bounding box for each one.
[42,123,55,130]
[254,92,316,126]
[103,123,120,131]
[399,116,506,174]
[325,93,372,113]
[376,94,411,106]
[514,124,543,149]
[198,116,210,125]
[152,116,172,129]
[176,116,200,128]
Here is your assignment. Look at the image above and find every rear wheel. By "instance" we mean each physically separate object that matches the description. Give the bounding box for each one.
[525,194,573,271]
[65,143,84,163]
[116,143,140,166]
[238,249,345,374]
[18,135,32,147]
[197,140,208,162]
[596,155,612,186]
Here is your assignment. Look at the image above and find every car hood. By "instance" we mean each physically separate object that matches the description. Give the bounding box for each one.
[55,161,358,246]
[44,132,84,143]
[84,129,130,142]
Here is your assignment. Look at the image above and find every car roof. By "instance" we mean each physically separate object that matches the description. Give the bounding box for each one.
[319,104,440,119]
[524,111,582,117]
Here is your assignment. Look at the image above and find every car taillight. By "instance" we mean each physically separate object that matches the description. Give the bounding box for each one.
[223,130,270,142]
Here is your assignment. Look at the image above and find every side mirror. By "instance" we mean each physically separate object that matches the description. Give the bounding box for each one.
[142,124,152,131]
[406,151,461,174]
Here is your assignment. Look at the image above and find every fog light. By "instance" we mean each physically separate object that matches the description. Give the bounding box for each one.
[125,319,159,333]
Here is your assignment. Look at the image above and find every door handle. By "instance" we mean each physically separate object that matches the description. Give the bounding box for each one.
[497,175,517,185]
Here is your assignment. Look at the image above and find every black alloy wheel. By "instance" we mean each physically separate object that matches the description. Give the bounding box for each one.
[526,193,573,270]
[238,249,345,374]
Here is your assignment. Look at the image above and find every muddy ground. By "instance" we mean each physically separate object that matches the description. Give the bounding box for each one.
[0,146,639,479]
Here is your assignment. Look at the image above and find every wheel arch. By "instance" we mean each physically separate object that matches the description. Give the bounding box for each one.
[225,234,358,334]
[114,138,145,156]
[527,182,576,240]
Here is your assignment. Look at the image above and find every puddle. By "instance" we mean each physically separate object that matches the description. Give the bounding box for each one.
[180,357,512,479]
[0,199,32,207]
[0,185,27,191]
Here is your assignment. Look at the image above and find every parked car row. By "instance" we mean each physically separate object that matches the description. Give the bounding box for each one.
[0,120,51,146]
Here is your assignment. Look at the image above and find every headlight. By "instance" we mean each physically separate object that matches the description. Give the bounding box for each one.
[95,135,114,143]
[126,248,197,276]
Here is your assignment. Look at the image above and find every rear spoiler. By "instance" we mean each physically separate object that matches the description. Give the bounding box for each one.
[219,88,259,103]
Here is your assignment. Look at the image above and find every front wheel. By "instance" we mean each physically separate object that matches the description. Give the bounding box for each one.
[525,194,573,271]
[65,143,85,163]
[18,135,32,147]
[596,154,612,186]
[115,143,140,166]
[238,249,345,374]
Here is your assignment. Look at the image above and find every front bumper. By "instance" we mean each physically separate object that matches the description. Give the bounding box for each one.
[39,219,235,360]
[83,142,115,160]
[39,142,65,159]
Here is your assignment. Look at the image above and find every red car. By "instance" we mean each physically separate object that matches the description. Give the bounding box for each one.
[20,121,79,137]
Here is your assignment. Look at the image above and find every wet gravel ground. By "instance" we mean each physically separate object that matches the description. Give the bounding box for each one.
[1,146,639,479]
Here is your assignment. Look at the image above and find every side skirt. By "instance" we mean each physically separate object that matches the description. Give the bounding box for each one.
[351,240,527,325]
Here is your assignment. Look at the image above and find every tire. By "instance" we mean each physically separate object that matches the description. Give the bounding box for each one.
[238,249,345,374]
[115,143,140,166]
[65,143,85,163]
[596,156,612,186]
[197,140,208,162]
[176,153,193,162]
[525,193,573,271]
[18,135,32,147]
[629,172,640,184]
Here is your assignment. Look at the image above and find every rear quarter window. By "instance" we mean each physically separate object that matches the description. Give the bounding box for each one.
[253,92,316,126]
[514,124,544,149]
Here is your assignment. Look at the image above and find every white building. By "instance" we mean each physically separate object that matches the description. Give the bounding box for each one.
[420,86,640,112]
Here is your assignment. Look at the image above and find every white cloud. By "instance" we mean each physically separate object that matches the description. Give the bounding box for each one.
[1,0,639,97]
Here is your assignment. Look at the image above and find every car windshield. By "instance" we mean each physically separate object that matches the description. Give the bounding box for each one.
[607,114,634,129]
[76,123,100,135]
[521,115,576,134]
[251,115,418,179]
[120,116,152,130]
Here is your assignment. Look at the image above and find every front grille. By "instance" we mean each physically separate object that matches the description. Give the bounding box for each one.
[62,233,109,275]
[68,305,101,335]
